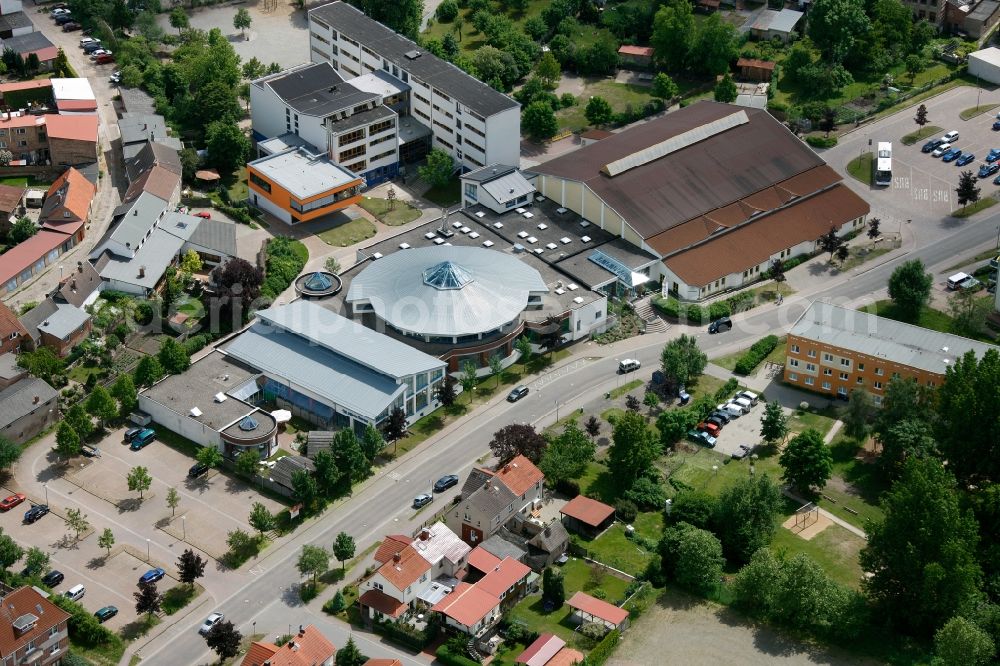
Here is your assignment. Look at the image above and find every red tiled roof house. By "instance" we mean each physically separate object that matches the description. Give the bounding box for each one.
[447,455,546,546]
[239,624,335,666]
[617,45,654,69]
[0,302,28,356]
[431,582,502,637]
[358,543,432,622]
[0,585,71,665]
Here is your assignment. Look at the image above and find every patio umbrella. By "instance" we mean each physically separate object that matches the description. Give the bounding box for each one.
[271,409,292,424]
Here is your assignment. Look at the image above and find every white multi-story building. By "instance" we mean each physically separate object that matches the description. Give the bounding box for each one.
[250,62,401,186]
[307,1,520,172]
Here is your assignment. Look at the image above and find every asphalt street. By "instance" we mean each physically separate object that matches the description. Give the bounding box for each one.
[128,192,1000,665]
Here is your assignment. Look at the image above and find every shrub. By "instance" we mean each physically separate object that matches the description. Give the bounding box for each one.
[555,478,580,497]
[681,303,705,324]
[183,335,208,355]
[614,498,638,522]
[436,0,458,21]
[625,476,667,510]
[436,643,479,666]
[805,135,838,148]
[714,378,739,402]
[580,620,609,639]
[587,629,621,666]
[708,301,731,320]
[733,334,779,375]
[652,296,679,318]
[560,93,576,107]
[726,291,755,313]
[215,203,255,224]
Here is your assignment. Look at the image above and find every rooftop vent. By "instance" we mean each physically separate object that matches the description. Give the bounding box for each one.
[189,406,202,417]
[404,49,421,60]
[214,392,227,403]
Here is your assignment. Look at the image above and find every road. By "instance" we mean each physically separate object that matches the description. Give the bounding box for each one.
[128,194,1000,664]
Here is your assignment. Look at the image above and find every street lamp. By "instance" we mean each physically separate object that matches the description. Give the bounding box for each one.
[146,538,150,562]
[182,516,186,540]
[252,621,256,637]
[43,484,48,505]
[554,400,560,422]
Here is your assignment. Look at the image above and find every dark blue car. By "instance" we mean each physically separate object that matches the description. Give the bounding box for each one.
[956,153,976,167]
[942,149,963,162]
[980,163,1000,178]
[139,568,165,584]
[922,138,944,153]
[988,149,1000,163]
[993,121,1000,131]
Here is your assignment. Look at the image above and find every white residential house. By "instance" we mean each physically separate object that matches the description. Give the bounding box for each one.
[358,544,432,621]
[307,1,520,172]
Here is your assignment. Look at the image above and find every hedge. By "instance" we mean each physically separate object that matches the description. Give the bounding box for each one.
[734,334,780,375]
[373,619,435,650]
[585,629,621,666]
[435,645,480,666]
[805,135,838,148]
[261,237,308,300]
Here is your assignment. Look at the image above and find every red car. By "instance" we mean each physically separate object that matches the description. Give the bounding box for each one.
[0,494,26,512]
[697,422,721,437]
[95,53,115,65]
[194,211,211,219]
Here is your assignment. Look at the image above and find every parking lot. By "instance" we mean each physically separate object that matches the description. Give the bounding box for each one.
[700,398,768,458]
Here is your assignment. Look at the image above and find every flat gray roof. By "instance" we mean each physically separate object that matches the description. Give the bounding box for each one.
[328,104,397,134]
[35,304,90,341]
[790,301,998,374]
[248,149,359,200]
[0,352,24,380]
[141,351,272,433]
[258,62,378,117]
[187,217,237,258]
[258,133,318,156]
[348,69,410,98]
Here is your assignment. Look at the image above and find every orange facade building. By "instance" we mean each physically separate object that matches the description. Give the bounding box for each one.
[247,147,362,225]
[785,302,998,404]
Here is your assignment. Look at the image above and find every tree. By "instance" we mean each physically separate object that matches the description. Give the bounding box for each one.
[169,7,189,34]
[659,522,724,595]
[297,545,329,585]
[935,348,1000,484]
[656,409,699,448]
[692,13,738,76]
[205,121,250,174]
[134,580,162,617]
[522,101,558,142]
[817,226,843,262]
[333,531,356,570]
[643,391,660,415]
[608,411,660,491]
[935,616,996,666]
[625,394,641,413]
[904,54,925,83]
[713,74,737,104]
[715,475,782,563]
[8,217,37,243]
[490,424,547,465]
[887,259,933,321]
[488,353,504,388]
[535,51,561,88]
[15,348,64,385]
[111,374,138,418]
[668,491,717,530]
[235,450,259,478]
[651,0,695,69]
[157,338,190,375]
[843,388,875,440]
[780,429,833,495]
[417,148,454,188]
[539,423,595,485]
[471,45,519,90]
[821,106,837,138]
[434,375,457,408]
[835,244,850,265]
[361,424,384,463]
[177,548,206,587]
[127,466,153,500]
[86,386,117,429]
[291,470,319,510]
[542,567,565,607]
[335,637,367,666]
[914,104,928,128]
[878,418,937,479]
[248,502,275,538]
[660,334,707,388]
[213,257,263,325]
[759,401,788,446]
[867,217,881,245]
[233,7,251,38]
[206,621,242,661]
[196,446,223,469]
[324,257,341,275]
[333,429,370,484]
[652,72,679,101]
[956,170,981,209]
[0,530,21,571]
[460,360,478,394]
[808,0,871,63]
[134,356,164,388]
[65,508,90,542]
[165,487,180,517]
[55,422,81,459]
[767,258,786,283]
[23,547,49,577]
[584,415,601,441]
[860,458,982,635]
[585,96,614,127]
[0,150,12,167]
[179,249,203,276]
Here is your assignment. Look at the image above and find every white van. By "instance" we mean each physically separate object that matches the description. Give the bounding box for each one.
[64,584,85,601]
[948,273,971,290]
[718,403,744,418]
[738,391,759,406]
[733,397,754,412]
[618,359,641,374]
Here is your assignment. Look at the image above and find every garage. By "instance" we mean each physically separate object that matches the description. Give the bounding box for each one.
[968,47,1000,85]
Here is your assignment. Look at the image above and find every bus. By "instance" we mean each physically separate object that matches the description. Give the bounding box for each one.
[875,141,892,186]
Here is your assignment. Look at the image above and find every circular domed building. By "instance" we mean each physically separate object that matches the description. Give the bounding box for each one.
[345,246,549,369]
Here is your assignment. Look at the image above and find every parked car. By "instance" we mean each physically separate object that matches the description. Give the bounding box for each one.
[987,148,1000,162]
[697,421,721,437]
[41,570,64,587]
[921,138,944,153]
[979,163,1000,178]
[139,568,165,584]
[708,316,732,334]
[705,416,726,431]
[736,391,759,406]
[95,53,115,65]
[130,428,155,450]
[89,48,110,58]
[109,71,121,85]
[194,211,211,219]
[54,14,74,25]
[942,148,963,162]
[932,143,952,157]
[686,429,716,448]
[732,396,754,412]
[83,42,104,54]
[708,410,731,424]
[199,612,224,635]
[617,359,640,374]
[506,385,529,402]
[62,22,81,31]
[956,153,975,167]
[993,173,1000,186]
[79,37,99,47]
[433,474,459,492]
[123,427,142,443]
[412,493,432,509]
[0,493,26,512]
[732,444,756,460]
[64,585,85,601]
[80,445,100,458]
[23,504,48,524]
[943,130,960,143]
[960,276,982,291]
[94,606,118,623]
[993,120,1000,131]
[51,7,70,15]
[188,462,209,478]
[717,403,743,418]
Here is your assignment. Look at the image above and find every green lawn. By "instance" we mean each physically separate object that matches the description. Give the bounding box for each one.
[556,80,656,133]
[175,297,204,319]
[423,178,462,206]
[846,152,873,185]
[771,523,866,589]
[960,103,999,120]
[577,512,663,576]
[358,196,421,226]
[838,246,890,272]
[900,125,942,145]
[0,175,52,188]
[609,379,643,399]
[946,248,1000,272]
[316,217,377,246]
[787,407,837,438]
[953,196,997,218]
[577,461,617,504]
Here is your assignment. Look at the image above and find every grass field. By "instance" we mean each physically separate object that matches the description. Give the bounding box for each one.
[316,217,377,246]
[358,196,421,226]
[859,299,994,342]
[900,125,942,145]
[846,152,873,185]
[960,103,999,120]
[838,246,890,272]
[713,337,787,373]
[556,80,657,132]
[578,512,663,576]
[771,523,866,589]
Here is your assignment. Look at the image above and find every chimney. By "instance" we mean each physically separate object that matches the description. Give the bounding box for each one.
[138,266,145,278]
[32,396,39,404]
[503,464,510,473]
[133,209,138,216]
[298,624,304,635]
[419,528,430,541]
[393,552,401,564]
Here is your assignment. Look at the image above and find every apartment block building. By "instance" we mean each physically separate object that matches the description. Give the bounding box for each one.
[250,62,402,186]
[307,1,520,172]
[904,0,946,24]
[785,301,998,403]
[0,585,71,666]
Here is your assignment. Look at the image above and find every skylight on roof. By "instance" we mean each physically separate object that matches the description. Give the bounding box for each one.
[423,261,473,290]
